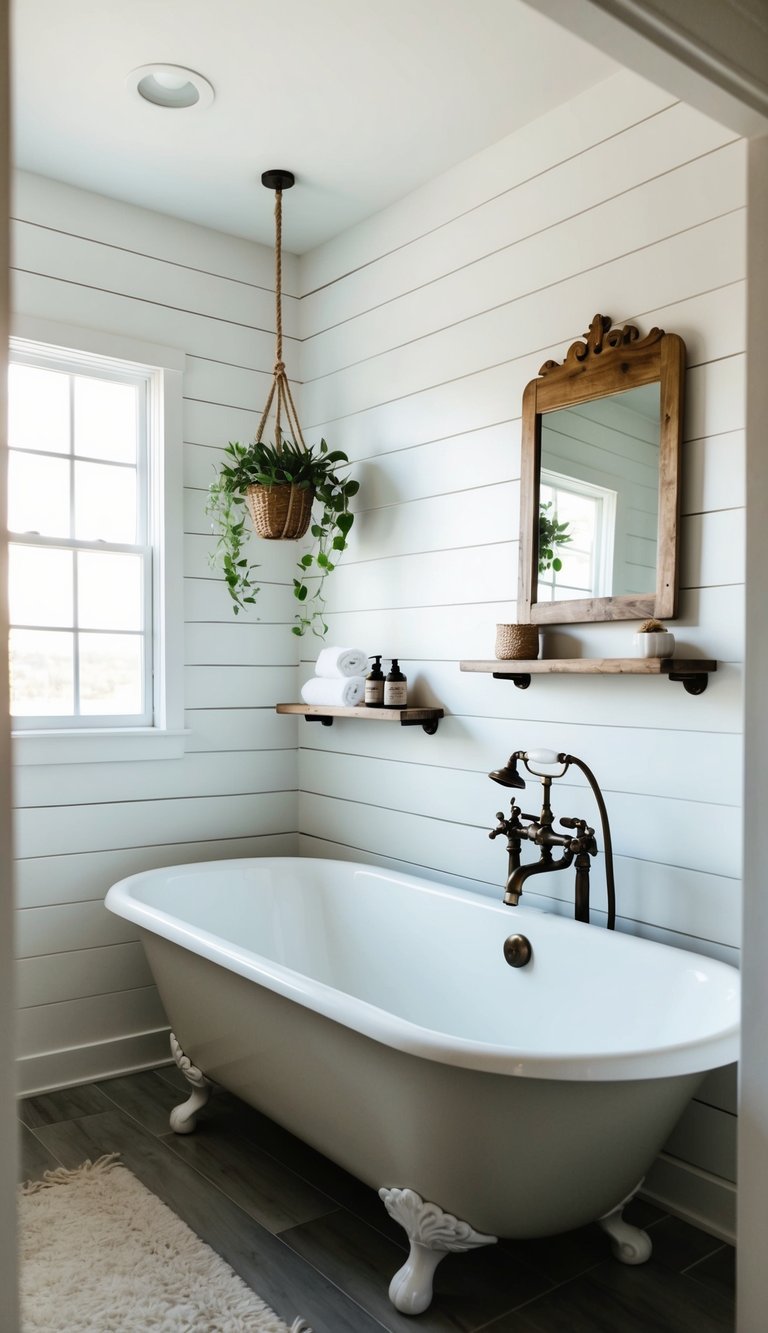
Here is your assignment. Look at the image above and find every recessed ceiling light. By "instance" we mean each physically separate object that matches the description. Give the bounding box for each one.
[127,64,215,110]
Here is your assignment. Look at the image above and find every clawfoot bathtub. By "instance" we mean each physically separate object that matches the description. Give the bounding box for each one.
[106,857,739,1315]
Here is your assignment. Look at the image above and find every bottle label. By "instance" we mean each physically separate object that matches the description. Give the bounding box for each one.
[365,680,384,705]
[384,681,408,707]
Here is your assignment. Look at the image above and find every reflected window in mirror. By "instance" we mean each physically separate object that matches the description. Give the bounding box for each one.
[538,472,616,601]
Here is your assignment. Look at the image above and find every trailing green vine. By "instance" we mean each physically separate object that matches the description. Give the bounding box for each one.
[206,437,359,637]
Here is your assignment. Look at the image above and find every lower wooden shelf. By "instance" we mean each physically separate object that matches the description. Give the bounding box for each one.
[276,703,445,734]
[459,657,717,696]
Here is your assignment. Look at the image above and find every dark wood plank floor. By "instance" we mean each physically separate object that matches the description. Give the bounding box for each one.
[18,1068,735,1332]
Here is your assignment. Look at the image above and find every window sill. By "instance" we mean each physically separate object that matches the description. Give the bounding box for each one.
[12,728,190,765]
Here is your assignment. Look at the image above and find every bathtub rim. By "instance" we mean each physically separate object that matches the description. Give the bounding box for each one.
[105,855,740,1084]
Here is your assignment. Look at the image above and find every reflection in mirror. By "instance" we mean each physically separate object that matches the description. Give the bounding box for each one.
[537,384,660,603]
[517,313,685,626]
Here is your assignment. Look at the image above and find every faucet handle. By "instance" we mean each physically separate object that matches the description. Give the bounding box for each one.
[561,816,597,854]
[489,812,509,840]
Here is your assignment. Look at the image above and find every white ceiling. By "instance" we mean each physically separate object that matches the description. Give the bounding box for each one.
[11,0,617,254]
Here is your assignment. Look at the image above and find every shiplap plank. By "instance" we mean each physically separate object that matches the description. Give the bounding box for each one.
[14,791,296,860]
[359,658,742,735]
[307,582,741,668]
[306,334,745,473]
[184,358,274,416]
[302,104,736,336]
[15,833,298,910]
[184,398,267,451]
[17,901,139,957]
[297,795,739,946]
[14,169,295,291]
[16,942,153,1008]
[11,221,296,335]
[664,1101,737,1182]
[185,709,296,754]
[302,145,744,379]
[299,69,676,292]
[14,750,297,810]
[185,622,298,666]
[682,509,745,589]
[683,431,745,516]
[302,212,744,426]
[184,666,297,709]
[184,576,291,624]
[299,750,741,886]
[298,835,739,967]
[297,712,741,807]
[17,987,167,1058]
[12,270,279,371]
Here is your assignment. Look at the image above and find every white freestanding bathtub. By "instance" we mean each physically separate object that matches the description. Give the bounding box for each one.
[106,856,740,1315]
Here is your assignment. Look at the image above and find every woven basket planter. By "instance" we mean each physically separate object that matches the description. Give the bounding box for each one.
[246,483,314,540]
[495,623,539,661]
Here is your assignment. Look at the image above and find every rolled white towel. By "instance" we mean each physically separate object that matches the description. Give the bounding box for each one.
[301,675,365,708]
[314,645,367,678]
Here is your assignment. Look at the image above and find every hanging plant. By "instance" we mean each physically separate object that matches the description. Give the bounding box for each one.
[207,437,358,635]
[206,169,359,637]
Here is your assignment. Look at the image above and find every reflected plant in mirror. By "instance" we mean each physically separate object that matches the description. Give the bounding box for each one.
[518,314,686,625]
[538,501,572,577]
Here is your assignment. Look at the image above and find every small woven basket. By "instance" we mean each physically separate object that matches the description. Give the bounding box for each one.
[246,483,314,540]
[495,623,539,661]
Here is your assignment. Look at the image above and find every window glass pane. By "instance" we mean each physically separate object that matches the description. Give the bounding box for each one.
[79,633,143,715]
[74,461,137,542]
[8,364,70,454]
[8,452,71,537]
[74,376,137,463]
[9,545,73,628]
[9,628,74,715]
[78,551,143,631]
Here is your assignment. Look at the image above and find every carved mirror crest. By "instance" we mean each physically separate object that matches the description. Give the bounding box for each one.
[518,314,686,625]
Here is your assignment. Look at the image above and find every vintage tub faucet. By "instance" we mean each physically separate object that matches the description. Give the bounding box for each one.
[489,749,616,928]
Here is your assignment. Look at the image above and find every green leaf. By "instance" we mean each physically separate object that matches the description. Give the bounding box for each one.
[300,553,313,568]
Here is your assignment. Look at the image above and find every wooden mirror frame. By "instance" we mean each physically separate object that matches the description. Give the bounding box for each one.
[518,313,686,625]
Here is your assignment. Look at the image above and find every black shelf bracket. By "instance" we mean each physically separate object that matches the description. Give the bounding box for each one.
[303,715,334,727]
[493,672,531,690]
[667,671,710,696]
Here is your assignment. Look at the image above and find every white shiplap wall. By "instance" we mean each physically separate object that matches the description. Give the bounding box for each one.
[11,172,301,1093]
[296,68,744,1235]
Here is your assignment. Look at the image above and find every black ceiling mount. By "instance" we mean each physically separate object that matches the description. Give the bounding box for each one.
[261,169,295,192]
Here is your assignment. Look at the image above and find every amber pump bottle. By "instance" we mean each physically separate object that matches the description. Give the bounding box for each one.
[365,655,385,707]
[384,658,408,709]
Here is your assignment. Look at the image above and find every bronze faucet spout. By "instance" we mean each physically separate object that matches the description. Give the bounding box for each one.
[504,846,575,906]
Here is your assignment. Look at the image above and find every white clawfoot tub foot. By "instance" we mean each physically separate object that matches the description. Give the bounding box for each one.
[168,1032,212,1134]
[598,1182,653,1265]
[379,1186,497,1315]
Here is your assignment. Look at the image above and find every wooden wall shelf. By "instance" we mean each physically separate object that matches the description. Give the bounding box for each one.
[276,703,445,734]
[459,658,717,696]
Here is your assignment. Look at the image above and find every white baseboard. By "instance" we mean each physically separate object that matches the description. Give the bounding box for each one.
[17,1027,172,1098]
[642,1151,736,1243]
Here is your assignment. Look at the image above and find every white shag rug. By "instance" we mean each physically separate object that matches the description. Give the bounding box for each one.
[19,1154,313,1333]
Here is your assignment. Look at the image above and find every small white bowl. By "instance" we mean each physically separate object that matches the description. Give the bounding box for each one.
[634,630,675,657]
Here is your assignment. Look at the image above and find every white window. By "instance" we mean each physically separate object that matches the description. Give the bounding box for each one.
[7,318,186,763]
[538,471,617,602]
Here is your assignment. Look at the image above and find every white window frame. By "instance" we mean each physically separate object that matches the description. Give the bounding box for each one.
[9,315,187,764]
[539,469,617,601]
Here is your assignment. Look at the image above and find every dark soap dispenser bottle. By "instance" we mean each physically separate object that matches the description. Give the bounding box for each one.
[384,658,408,709]
[365,655,385,707]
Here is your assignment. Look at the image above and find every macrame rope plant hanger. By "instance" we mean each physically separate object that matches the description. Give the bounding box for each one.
[245,168,314,540]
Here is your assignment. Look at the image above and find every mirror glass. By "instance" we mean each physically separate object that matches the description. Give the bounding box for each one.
[537,383,660,604]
